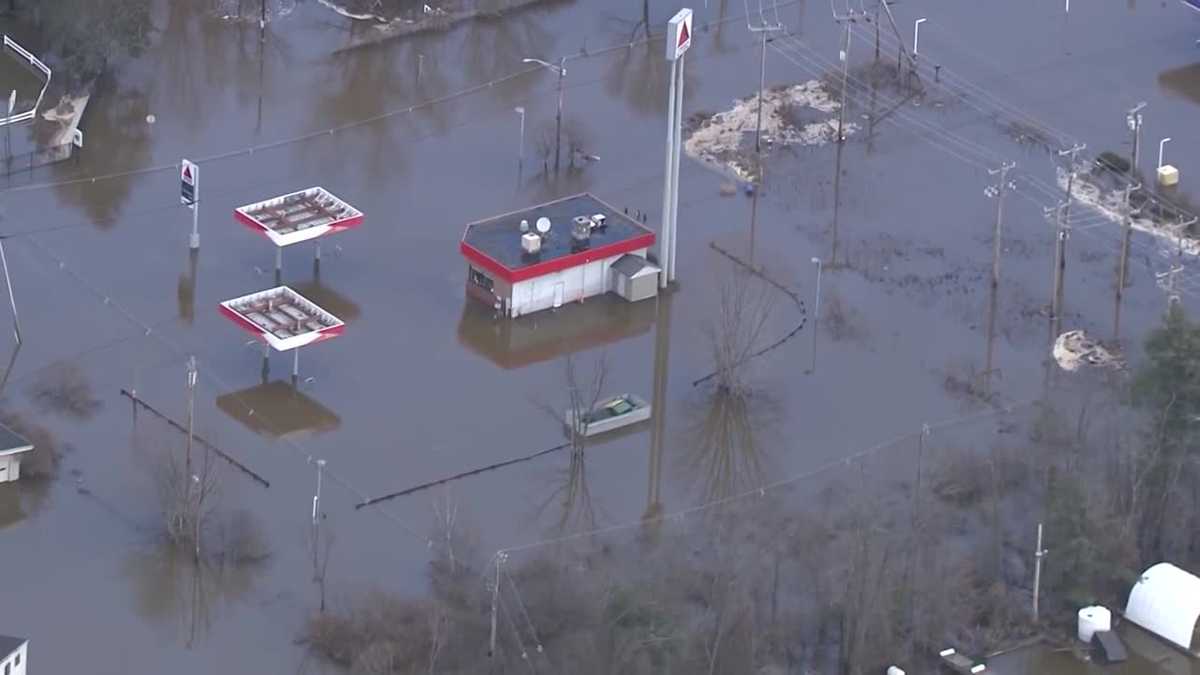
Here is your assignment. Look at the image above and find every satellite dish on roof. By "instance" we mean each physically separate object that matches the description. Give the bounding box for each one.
[535,217,551,234]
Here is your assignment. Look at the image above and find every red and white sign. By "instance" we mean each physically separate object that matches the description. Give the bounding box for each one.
[667,8,693,61]
[181,159,198,206]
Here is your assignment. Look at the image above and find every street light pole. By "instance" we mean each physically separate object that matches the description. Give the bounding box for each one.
[1159,137,1172,170]
[913,18,927,56]
[522,58,567,172]
[556,57,565,172]
[514,107,525,166]
[808,257,822,374]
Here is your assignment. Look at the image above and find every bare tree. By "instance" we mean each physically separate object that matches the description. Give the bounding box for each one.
[535,353,608,532]
[26,364,101,420]
[705,270,776,396]
[148,432,220,560]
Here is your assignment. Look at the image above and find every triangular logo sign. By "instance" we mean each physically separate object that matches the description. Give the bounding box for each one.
[678,22,690,48]
[183,165,192,181]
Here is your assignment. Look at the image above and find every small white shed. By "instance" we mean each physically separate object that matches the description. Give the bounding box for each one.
[0,635,27,675]
[610,254,660,303]
[0,424,33,484]
[1125,562,1200,653]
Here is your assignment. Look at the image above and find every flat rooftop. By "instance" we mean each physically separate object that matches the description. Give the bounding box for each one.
[219,286,344,352]
[460,193,655,283]
[234,187,363,247]
[0,635,25,657]
[0,423,33,456]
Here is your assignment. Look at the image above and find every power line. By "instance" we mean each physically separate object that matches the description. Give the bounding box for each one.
[770,33,1200,298]
[496,398,1037,557]
[0,0,796,198]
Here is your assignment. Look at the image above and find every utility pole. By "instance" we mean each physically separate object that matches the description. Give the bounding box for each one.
[756,32,767,152]
[521,57,567,172]
[906,423,930,635]
[986,162,1016,292]
[186,356,197,477]
[311,457,325,583]
[1113,182,1140,341]
[312,458,325,526]
[832,10,856,144]
[874,0,881,61]
[1117,183,1140,293]
[1126,102,1146,179]
[808,256,822,374]
[1032,522,1048,622]
[1050,144,1085,330]
[488,552,506,657]
[840,19,849,142]
[1156,266,1184,316]
[751,18,784,154]
[192,474,201,561]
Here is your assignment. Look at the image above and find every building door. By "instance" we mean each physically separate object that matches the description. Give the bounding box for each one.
[553,282,565,309]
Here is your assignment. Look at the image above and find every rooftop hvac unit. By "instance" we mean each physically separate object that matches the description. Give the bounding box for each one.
[520,219,530,233]
[571,216,591,243]
[590,213,607,230]
[521,232,542,254]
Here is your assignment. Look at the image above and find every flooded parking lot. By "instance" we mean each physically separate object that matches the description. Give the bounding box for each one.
[1,0,1200,672]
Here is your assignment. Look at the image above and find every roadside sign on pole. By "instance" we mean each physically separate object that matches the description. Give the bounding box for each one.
[666,8,693,61]
[181,159,198,207]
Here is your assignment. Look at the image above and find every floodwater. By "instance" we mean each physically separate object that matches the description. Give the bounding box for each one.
[0,0,1197,672]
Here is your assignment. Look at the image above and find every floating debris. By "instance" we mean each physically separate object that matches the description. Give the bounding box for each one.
[1053,330,1122,372]
[685,80,857,183]
[1058,167,1200,256]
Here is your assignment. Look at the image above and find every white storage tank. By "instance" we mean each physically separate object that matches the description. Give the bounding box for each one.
[886,667,906,675]
[1078,605,1112,642]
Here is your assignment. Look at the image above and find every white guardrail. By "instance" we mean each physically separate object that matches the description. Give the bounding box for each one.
[0,35,51,127]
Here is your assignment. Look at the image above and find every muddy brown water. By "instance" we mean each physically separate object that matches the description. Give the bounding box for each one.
[0,0,1198,672]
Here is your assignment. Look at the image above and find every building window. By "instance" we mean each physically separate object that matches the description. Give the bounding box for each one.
[6,659,10,674]
[469,267,494,291]
[13,652,17,666]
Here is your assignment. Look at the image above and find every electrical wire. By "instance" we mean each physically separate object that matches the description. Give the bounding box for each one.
[496,398,1037,556]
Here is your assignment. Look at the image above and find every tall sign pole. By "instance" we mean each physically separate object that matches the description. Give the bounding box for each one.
[181,159,200,250]
[660,8,693,288]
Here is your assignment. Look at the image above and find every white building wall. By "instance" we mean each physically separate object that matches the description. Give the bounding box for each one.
[510,248,645,318]
[0,455,18,483]
[3,642,27,675]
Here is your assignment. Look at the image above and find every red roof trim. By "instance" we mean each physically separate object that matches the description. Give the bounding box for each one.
[460,233,655,284]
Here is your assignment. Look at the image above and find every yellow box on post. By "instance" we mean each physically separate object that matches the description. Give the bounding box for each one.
[1158,164,1180,187]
